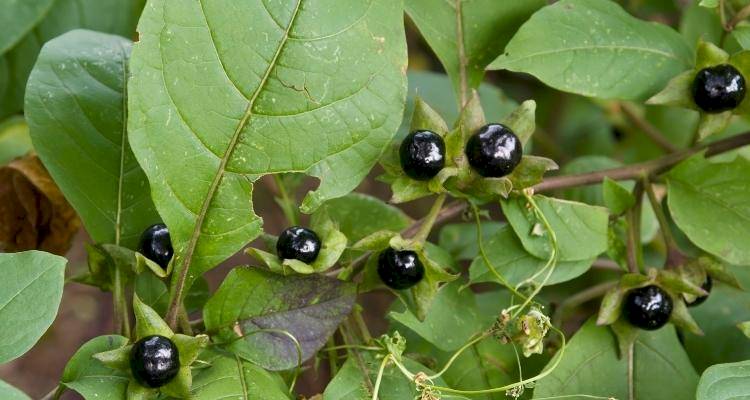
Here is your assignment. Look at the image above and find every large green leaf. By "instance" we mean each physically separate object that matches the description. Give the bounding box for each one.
[501,195,609,262]
[438,222,504,262]
[684,268,750,372]
[128,0,408,290]
[489,0,693,101]
[388,281,493,352]
[469,225,593,287]
[0,0,144,119]
[405,0,543,98]
[532,320,698,399]
[204,267,356,371]
[696,360,750,400]
[0,0,54,55]
[0,251,66,363]
[187,351,290,400]
[0,380,29,400]
[667,155,750,265]
[25,30,159,249]
[60,335,129,399]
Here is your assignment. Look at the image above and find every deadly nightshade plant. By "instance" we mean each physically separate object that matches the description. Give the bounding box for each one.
[3,0,750,400]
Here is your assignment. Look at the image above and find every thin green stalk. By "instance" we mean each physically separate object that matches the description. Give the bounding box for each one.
[512,192,558,319]
[112,266,130,338]
[427,331,492,380]
[352,308,372,343]
[552,281,618,327]
[643,177,685,268]
[371,355,392,400]
[273,174,300,226]
[470,202,529,301]
[417,326,568,396]
[326,337,339,377]
[39,385,65,400]
[412,194,447,244]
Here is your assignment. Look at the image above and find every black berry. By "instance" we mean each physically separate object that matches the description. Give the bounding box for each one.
[276,227,321,264]
[692,64,746,113]
[377,248,425,290]
[687,276,712,307]
[399,130,446,180]
[465,123,523,177]
[623,285,673,331]
[129,335,180,388]
[139,224,173,269]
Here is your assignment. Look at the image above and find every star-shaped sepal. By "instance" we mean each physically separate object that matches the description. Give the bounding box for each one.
[93,295,208,399]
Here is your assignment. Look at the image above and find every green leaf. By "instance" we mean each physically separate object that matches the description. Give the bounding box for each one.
[506,155,558,190]
[603,177,635,215]
[405,0,544,98]
[135,273,208,315]
[680,1,723,49]
[399,71,518,138]
[684,267,750,371]
[696,360,750,400]
[0,0,54,54]
[667,155,750,265]
[128,0,408,290]
[61,335,130,399]
[188,351,290,400]
[0,251,66,363]
[410,96,449,135]
[501,195,609,261]
[738,321,750,339]
[388,281,492,351]
[0,117,32,165]
[699,0,720,8]
[438,222,504,261]
[502,100,536,145]
[204,268,356,371]
[490,0,693,101]
[25,29,159,250]
[0,0,144,120]
[133,294,172,339]
[532,320,699,399]
[469,225,594,287]
[597,287,626,326]
[323,352,456,400]
[732,22,750,50]
[318,193,411,263]
[0,380,30,400]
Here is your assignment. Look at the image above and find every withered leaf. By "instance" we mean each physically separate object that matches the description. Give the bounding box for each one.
[0,154,79,255]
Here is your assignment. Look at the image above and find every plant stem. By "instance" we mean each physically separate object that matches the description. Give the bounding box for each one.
[628,342,635,400]
[273,174,300,226]
[625,183,644,274]
[326,337,339,377]
[533,131,750,192]
[112,266,130,338]
[412,194,447,244]
[40,386,65,400]
[552,281,617,327]
[619,102,678,153]
[728,2,750,29]
[470,202,529,301]
[352,307,372,343]
[643,177,686,269]
[455,0,468,107]
[427,331,492,380]
[339,323,374,393]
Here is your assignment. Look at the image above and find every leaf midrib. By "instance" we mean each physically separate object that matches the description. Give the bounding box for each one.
[173,0,304,304]
[115,40,129,246]
[499,44,687,67]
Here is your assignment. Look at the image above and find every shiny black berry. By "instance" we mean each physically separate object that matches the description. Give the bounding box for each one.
[399,130,446,181]
[687,276,713,307]
[623,285,673,330]
[465,123,523,178]
[692,64,746,113]
[129,335,180,388]
[139,224,173,269]
[377,248,425,290]
[276,226,321,264]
